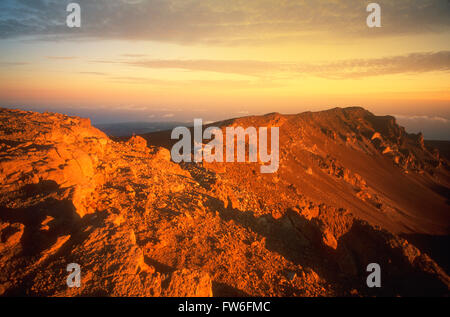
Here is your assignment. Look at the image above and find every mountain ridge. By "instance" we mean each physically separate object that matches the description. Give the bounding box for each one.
[0,106,449,296]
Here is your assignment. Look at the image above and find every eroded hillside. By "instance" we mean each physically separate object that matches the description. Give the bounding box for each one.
[0,107,449,296]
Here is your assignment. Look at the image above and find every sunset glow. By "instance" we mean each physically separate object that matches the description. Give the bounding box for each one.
[0,0,449,136]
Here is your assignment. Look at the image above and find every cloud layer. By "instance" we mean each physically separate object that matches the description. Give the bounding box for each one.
[0,0,449,44]
[394,114,450,140]
[115,51,450,79]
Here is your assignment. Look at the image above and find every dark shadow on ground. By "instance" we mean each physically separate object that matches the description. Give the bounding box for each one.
[212,281,250,297]
[401,233,450,275]
[201,193,450,296]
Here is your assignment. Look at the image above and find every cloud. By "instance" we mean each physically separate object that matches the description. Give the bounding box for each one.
[394,114,450,124]
[46,56,78,60]
[393,113,450,140]
[162,113,175,118]
[121,54,148,58]
[78,71,108,76]
[314,51,450,79]
[0,61,29,66]
[115,51,450,79]
[0,0,449,44]
[123,59,279,77]
[105,75,266,88]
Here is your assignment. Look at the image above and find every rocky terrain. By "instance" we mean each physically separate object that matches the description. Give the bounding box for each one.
[0,107,449,297]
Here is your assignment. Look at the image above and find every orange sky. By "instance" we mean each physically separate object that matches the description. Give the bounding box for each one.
[0,0,449,137]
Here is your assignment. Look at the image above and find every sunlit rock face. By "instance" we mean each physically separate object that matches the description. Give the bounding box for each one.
[0,107,449,297]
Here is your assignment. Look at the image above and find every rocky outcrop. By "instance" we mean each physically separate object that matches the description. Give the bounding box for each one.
[0,108,212,296]
[287,204,450,296]
[0,109,109,217]
[1,107,449,297]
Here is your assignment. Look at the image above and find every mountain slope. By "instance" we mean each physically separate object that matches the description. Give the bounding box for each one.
[0,107,449,296]
[205,107,449,235]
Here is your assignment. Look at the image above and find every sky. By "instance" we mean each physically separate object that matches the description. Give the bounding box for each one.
[0,0,449,139]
